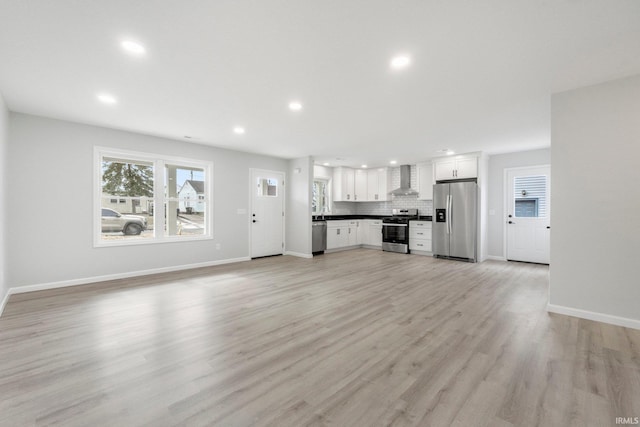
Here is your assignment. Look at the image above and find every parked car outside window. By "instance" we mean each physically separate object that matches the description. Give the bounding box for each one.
[101,208,147,235]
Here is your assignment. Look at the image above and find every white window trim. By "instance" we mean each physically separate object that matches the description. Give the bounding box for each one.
[94,146,214,248]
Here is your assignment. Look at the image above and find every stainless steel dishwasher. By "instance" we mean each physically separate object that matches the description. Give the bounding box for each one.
[312,221,327,254]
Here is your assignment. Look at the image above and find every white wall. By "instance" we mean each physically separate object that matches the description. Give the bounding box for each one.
[0,92,8,308]
[7,113,288,288]
[550,74,640,328]
[286,157,313,256]
[487,148,551,259]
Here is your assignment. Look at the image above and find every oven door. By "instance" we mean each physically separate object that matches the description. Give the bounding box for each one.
[382,223,408,244]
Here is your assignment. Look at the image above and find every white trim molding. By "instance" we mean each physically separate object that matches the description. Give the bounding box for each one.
[0,290,10,317]
[0,257,250,317]
[486,255,507,261]
[284,251,313,259]
[547,303,640,330]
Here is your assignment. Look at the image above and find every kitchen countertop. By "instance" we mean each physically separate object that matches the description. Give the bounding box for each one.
[312,214,432,221]
[312,214,389,221]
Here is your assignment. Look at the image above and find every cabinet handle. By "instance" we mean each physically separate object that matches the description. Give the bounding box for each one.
[375,194,378,200]
[417,232,423,235]
[347,194,350,200]
[417,243,423,247]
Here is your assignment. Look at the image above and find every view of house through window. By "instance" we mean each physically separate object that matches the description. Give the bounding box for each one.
[165,164,206,237]
[98,149,211,245]
[513,175,547,218]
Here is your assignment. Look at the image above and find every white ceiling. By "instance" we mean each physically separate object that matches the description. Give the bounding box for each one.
[1,1,640,168]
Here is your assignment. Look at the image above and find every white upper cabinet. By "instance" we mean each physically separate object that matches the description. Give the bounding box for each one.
[416,162,433,200]
[354,169,367,201]
[367,168,388,201]
[434,155,478,181]
[454,157,478,179]
[333,167,355,201]
[335,166,388,202]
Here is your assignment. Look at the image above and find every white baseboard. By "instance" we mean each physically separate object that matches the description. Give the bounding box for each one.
[5,257,251,299]
[547,303,640,330]
[0,288,10,317]
[284,251,313,259]
[486,255,507,261]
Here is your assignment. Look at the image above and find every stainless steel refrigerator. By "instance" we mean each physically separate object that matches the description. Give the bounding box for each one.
[432,181,478,262]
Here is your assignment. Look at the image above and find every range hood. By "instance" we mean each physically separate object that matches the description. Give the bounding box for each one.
[390,165,419,196]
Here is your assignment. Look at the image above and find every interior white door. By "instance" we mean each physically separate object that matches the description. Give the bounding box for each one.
[506,166,550,264]
[251,169,285,258]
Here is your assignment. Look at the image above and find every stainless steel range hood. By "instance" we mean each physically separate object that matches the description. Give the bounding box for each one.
[390,165,419,196]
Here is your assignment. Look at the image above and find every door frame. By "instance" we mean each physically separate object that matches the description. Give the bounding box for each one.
[502,164,551,262]
[249,168,286,258]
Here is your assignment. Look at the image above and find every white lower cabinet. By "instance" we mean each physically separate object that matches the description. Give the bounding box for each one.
[326,219,382,250]
[348,221,359,246]
[409,220,432,254]
[365,220,382,247]
[327,222,349,249]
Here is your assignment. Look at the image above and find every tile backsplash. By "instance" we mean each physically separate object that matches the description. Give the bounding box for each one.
[329,165,433,216]
[356,198,433,216]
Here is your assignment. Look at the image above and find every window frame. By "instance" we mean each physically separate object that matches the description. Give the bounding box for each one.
[94,147,214,247]
[312,176,331,214]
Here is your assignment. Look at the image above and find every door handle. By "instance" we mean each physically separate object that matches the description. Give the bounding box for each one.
[508,221,515,224]
[546,226,550,229]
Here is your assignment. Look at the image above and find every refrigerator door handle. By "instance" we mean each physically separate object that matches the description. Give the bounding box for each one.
[446,194,451,234]
[448,193,453,235]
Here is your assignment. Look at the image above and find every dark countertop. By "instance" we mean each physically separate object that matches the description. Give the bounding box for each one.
[312,214,390,221]
[312,214,432,221]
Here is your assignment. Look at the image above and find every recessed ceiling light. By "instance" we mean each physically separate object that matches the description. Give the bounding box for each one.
[390,55,411,69]
[361,164,368,168]
[121,40,146,56]
[323,162,330,166]
[389,160,397,165]
[97,93,117,105]
[437,149,455,155]
[233,127,246,135]
[289,101,303,111]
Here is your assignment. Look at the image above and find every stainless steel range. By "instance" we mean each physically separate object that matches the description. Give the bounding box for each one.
[382,208,419,254]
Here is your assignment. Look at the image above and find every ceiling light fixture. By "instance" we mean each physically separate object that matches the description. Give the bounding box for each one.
[361,164,368,168]
[390,55,411,69]
[390,160,397,165]
[446,150,455,155]
[233,126,246,134]
[323,162,330,166]
[121,40,146,56]
[289,101,303,111]
[97,93,117,105]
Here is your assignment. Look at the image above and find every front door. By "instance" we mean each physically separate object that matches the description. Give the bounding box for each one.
[250,169,285,258]
[506,166,550,264]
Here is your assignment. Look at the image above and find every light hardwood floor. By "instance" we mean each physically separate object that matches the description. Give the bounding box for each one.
[1,249,639,426]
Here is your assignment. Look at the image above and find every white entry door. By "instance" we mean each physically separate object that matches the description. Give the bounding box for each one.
[506,166,550,264]
[251,169,285,258]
